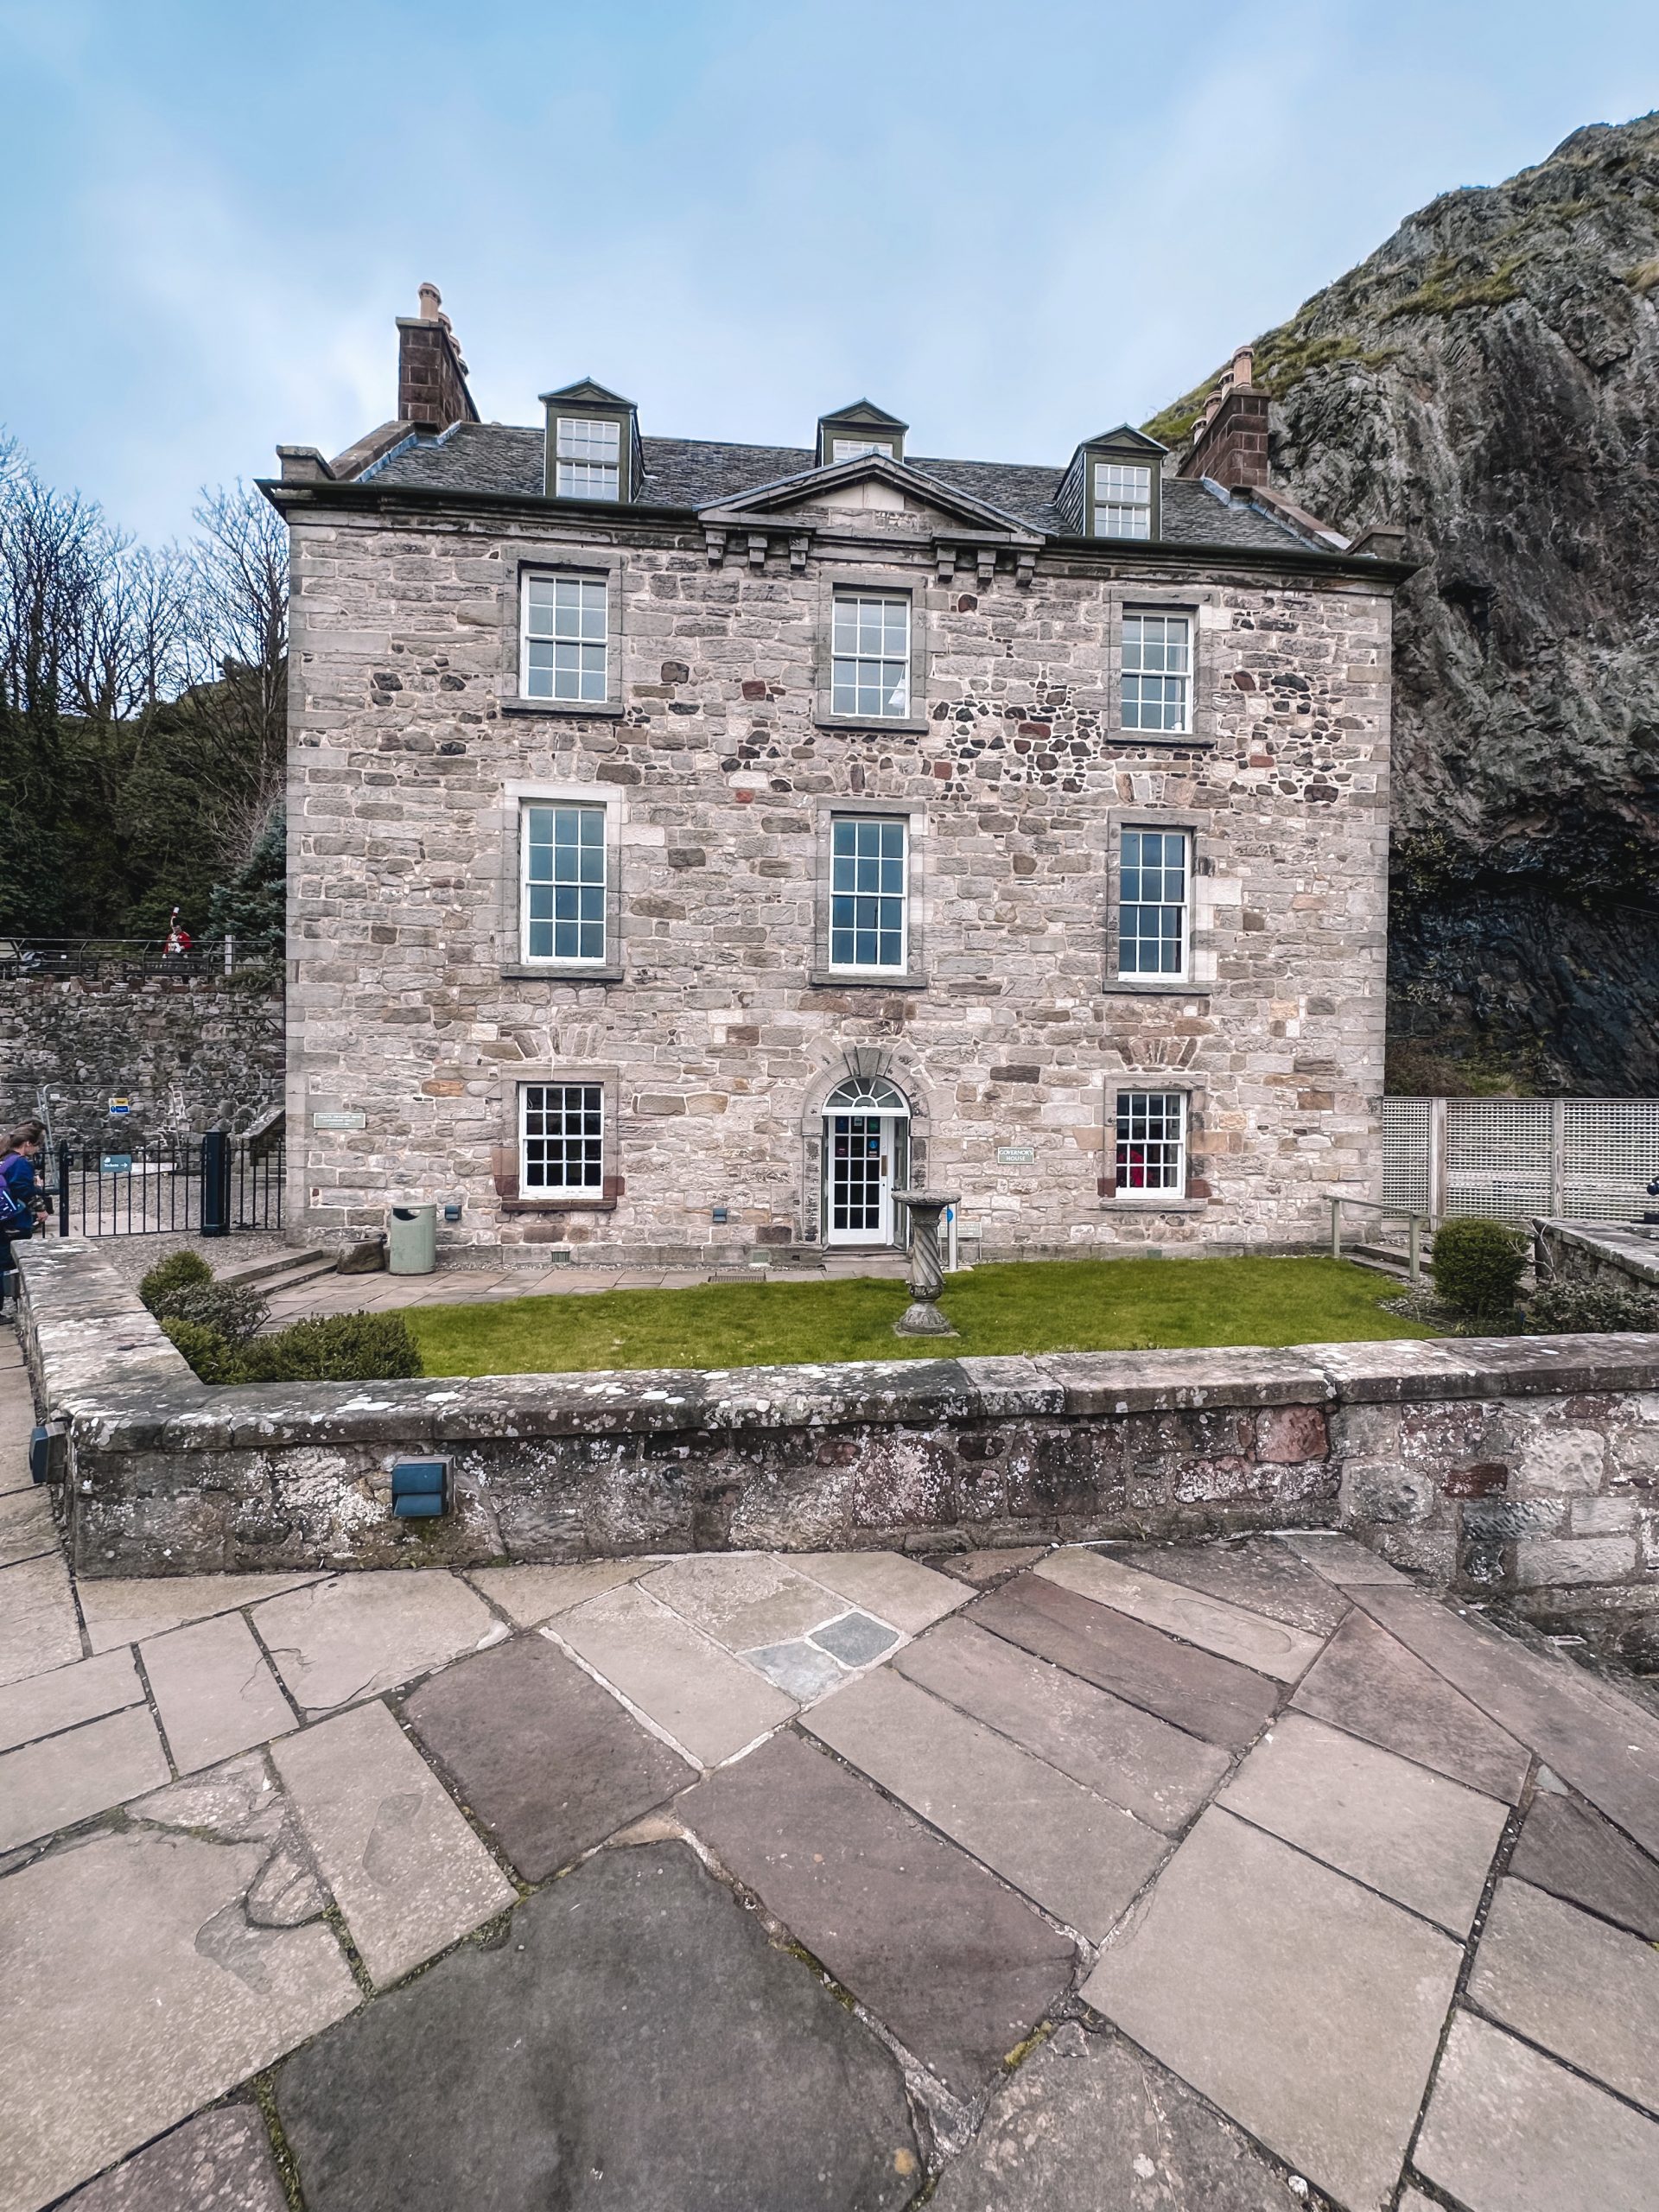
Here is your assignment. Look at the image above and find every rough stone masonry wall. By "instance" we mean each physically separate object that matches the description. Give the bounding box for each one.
[0,969,283,1143]
[18,1242,1659,1641]
[287,494,1391,1264]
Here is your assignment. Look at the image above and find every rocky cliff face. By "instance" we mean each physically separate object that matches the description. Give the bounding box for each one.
[1150,114,1659,1093]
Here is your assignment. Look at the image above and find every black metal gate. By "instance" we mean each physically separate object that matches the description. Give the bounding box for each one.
[54,1133,285,1236]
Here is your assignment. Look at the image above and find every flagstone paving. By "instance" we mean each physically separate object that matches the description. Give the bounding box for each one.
[3,1342,1659,2212]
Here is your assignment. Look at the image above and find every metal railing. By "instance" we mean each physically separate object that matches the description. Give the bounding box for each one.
[52,1133,284,1236]
[0,937,238,978]
[1328,1193,1430,1285]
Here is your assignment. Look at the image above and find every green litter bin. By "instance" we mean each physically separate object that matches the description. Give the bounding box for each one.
[387,1202,437,1275]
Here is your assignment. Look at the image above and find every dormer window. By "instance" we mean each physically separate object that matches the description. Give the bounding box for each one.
[1094,461,1152,539]
[1056,426,1166,541]
[817,400,907,469]
[540,380,640,503]
[556,417,620,500]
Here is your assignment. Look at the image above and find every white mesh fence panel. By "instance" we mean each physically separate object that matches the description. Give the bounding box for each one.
[1382,1098,1431,1214]
[1560,1101,1659,1221]
[1381,1097,1659,1224]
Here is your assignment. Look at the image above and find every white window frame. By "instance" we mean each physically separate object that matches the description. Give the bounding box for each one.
[1115,1090,1186,1194]
[1116,827,1191,981]
[830,591,911,719]
[1093,460,1153,539]
[520,573,609,703]
[554,416,620,501]
[520,800,608,966]
[832,437,894,463]
[520,1082,606,1195]
[1122,610,1192,734]
[828,813,909,975]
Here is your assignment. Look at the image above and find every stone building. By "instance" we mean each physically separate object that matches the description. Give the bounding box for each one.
[266,289,1408,1267]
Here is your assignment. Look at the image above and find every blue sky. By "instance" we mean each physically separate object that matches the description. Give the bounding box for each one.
[3,0,1657,543]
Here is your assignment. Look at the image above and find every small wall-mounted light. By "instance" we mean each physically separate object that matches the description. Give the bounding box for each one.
[29,1422,66,1485]
[391,1457,452,1519]
[442,1201,463,1224]
[711,1206,728,1224]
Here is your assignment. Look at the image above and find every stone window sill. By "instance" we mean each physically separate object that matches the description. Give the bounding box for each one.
[813,715,932,736]
[499,964,625,983]
[1103,1195,1210,1213]
[1109,734,1216,751]
[500,696,627,720]
[499,1197,618,1214]
[807,969,925,989]
[1104,981,1211,999]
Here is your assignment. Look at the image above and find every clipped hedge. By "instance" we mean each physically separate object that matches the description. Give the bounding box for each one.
[157,1280,271,1347]
[160,1316,240,1384]
[1526,1279,1659,1336]
[138,1249,213,1315]
[163,1306,423,1385]
[1431,1217,1529,1319]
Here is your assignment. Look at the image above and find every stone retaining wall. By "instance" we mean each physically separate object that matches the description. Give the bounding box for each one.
[0,969,283,1143]
[15,1243,1659,1639]
[1535,1217,1659,1297]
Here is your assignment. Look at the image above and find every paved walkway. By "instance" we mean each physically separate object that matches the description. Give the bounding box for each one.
[3,1338,1658,2209]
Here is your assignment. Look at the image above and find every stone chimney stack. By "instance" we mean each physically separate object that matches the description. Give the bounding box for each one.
[1178,345,1269,491]
[396,283,479,435]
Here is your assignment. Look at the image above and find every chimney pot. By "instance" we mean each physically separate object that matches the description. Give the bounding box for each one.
[1231,345,1255,388]
[418,282,442,320]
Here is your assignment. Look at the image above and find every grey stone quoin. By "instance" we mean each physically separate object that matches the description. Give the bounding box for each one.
[264,293,1408,1268]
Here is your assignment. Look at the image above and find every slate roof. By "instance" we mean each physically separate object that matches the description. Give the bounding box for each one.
[363,424,1313,554]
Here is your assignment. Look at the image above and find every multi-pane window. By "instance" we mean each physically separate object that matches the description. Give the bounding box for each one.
[830,593,910,718]
[1122,612,1192,734]
[555,416,620,499]
[1094,461,1152,538]
[521,575,608,702]
[521,1084,604,1192]
[522,804,607,963]
[1116,1091,1186,1192]
[832,438,894,462]
[830,816,907,970]
[1118,828,1189,978]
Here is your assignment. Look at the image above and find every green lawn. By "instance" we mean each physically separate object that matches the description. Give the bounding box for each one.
[406,1255,1435,1377]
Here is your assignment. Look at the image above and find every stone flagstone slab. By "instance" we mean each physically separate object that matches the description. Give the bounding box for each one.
[1354,1586,1659,1858]
[930,2023,1296,2212]
[1119,1537,1351,1636]
[894,1616,1230,1834]
[463,1558,650,1626]
[271,1698,513,1986]
[640,1552,842,1649]
[60,2105,288,2211]
[275,1842,920,2212]
[973,1573,1281,1750]
[0,1827,357,2212]
[1037,1548,1325,1683]
[1469,1877,1659,2114]
[1507,1789,1659,1941]
[0,1703,168,1853]
[745,1637,846,1700]
[0,1645,141,1754]
[1273,1530,1411,1585]
[682,1728,1075,2100]
[550,1580,793,1765]
[938,1545,1050,1587]
[0,1483,57,1566]
[1292,1604,1530,1802]
[1217,1710,1508,1934]
[810,1610,897,1666]
[79,1573,327,1656]
[0,1548,82,1687]
[141,1610,296,1774]
[1083,1808,1460,2212]
[0,1438,31,1497]
[256,1573,499,1715]
[1415,2011,1659,2212]
[804,1665,1169,1939]
[402,1631,695,1880]
[796,1549,968,1632]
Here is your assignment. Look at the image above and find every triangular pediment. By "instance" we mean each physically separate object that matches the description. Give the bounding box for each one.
[700,452,1039,539]
[538,378,636,409]
[819,398,909,433]
[1082,423,1167,454]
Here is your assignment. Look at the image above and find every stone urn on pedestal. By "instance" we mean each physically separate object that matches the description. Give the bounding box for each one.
[891,1190,960,1337]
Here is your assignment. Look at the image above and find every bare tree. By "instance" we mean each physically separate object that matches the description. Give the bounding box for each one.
[177,482,289,868]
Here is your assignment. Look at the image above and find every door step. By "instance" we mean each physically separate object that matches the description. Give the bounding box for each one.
[219,1248,339,1290]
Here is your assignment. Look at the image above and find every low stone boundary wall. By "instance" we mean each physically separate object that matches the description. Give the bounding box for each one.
[1536,1217,1659,1296]
[14,1243,1659,1633]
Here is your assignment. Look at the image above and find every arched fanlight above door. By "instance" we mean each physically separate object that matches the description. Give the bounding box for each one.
[823,1074,911,1118]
